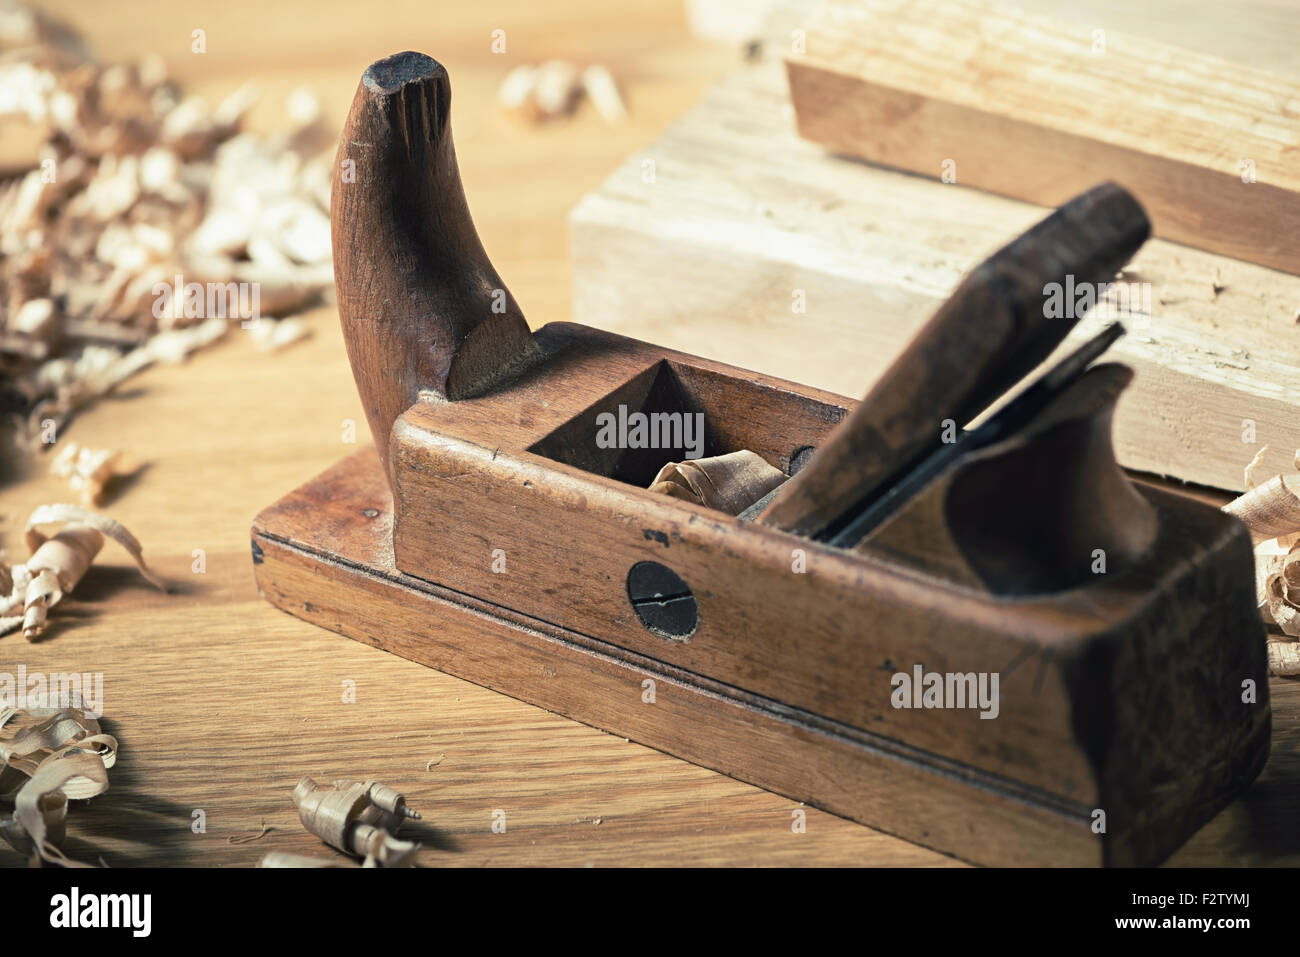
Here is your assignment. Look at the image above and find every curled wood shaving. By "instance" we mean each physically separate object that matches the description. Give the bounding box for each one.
[1224,473,1300,544]
[1243,445,1269,490]
[49,441,134,505]
[1225,452,1300,672]
[498,59,625,123]
[0,503,166,640]
[291,776,421,867]
[226,821,273,844]
[0,705,115,866]
[648,450,786,516]
[581,65,626,124]
[0,706,117,789]
[15,317,227,449]
[0,0,333,448]
[498,65,541,114]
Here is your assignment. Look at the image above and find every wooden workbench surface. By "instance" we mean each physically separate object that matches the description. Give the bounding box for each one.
[2,0,1296,867]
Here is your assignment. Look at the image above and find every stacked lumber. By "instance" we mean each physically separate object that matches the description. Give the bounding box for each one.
[571,2,1300,491]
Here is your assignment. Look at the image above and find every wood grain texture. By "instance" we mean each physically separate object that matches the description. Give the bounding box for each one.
[570,42,1300,493]
[786,0,1300,275]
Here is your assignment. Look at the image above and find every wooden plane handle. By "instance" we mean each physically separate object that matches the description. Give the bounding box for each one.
[331,52,538,477]
[757,182,1151,539]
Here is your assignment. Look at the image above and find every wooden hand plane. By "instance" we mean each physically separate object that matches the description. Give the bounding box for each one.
[252,51,1269,866]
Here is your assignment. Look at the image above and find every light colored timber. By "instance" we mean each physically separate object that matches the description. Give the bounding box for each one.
[570,47,1300,492]
[785,0,1300,276]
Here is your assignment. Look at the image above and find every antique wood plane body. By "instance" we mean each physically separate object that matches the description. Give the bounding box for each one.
[252,52,1270,866]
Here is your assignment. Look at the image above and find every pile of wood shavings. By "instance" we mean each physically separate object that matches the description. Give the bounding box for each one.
[1225,448,1300,676]
[0,0,332,449]
[0,704,117,866]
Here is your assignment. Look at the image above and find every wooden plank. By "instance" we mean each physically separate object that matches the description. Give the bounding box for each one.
[375,321,1269,865]
[785,0,1300,276]
[570,51,1300,492]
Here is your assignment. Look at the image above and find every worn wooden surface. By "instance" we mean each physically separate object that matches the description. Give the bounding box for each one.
[1,0,1297,867]
[787,0,1300,275]
[572,0,1300,493]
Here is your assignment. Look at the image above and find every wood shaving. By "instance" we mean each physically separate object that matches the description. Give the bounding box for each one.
[498,59,625,123]
[580,65,626,124]
[291,777,421,867]
[0,0,334,449]
[1243,445,1269,490]
[498,65,540,115]
[648,450,786,515]
[1268,637,1300,676]
[0,705,116,866]
[1225,451,1300,672]
[259,850,355,868]
[13,316,227,444]
[226,821,273,844]
[0,503,167,640]
[532,60,581,117]
[1224,472,1300,544]
[49,441,134,505]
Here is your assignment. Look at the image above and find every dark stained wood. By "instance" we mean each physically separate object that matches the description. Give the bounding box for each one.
[756,183,1150,539]
[331,51,538,477]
